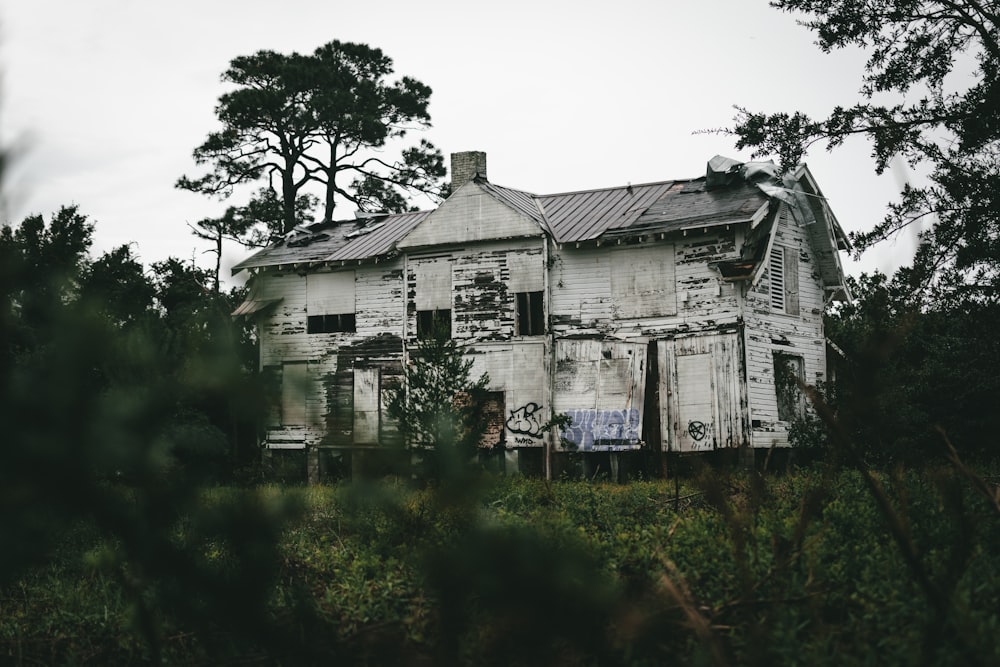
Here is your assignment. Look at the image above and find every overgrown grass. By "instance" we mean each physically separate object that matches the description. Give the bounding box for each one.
[2,464,998,665]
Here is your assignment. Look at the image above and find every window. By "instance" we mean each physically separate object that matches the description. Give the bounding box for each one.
[307,271,356,333]
[307,313,356,333]
[773,352,805,422]
[516,291,544,336]
[769,246,799,315]
[417,309,451,339]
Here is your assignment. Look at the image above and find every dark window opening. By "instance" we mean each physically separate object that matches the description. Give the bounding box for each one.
[417,309,451,339]
[516,291,544,336]
[308,313,356,333]
[773,352,805,422]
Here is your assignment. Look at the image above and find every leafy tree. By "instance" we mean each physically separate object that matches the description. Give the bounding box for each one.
[178,40,446,240]
[79,244,156,328]
[1,205,94,356]
[385,328,491,482]
[727,0,1000,298]
[823,272,1000,463]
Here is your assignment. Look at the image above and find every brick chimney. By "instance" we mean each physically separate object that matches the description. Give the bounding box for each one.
[450,151,487,191]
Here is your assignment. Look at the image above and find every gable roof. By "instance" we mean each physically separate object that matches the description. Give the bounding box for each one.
[231,158,841,282]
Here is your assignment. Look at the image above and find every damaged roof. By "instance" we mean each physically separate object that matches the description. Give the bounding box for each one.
[232,210,429,274]
[232,157,840,274]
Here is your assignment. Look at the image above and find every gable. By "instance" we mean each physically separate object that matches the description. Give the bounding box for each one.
[397,181,544,250]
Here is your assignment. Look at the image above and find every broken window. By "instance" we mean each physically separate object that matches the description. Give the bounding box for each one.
[773,352,805,422]
[769,246,799,315]
[307,313,356,333]
[516,291,544,336]
[417,309,452,339]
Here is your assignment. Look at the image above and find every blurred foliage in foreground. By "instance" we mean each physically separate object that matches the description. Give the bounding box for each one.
[2,205,999,665]
[2,470,999,665]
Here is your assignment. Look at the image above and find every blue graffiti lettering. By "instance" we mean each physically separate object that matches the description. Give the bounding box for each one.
[559,409,641,451]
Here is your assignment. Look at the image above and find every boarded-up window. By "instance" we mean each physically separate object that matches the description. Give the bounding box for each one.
[769,246,799,315]
[353,367,381,444]
[307,270,355,315]
[773,352,804,421]
[413,258,452,311]
[281,361,308,426]
[611,244,676,318]
[507,251,544,293]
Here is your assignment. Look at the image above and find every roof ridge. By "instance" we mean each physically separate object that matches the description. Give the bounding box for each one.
[534,177,701,199]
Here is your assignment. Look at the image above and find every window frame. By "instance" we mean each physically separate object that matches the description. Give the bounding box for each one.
[307,312,356,334]
[416,308,452,339]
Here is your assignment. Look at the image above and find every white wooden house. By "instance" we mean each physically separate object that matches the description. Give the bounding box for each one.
[233,152,850,481]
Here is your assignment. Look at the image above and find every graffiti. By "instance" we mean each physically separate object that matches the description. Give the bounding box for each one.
[687,420,707,441]
[559,409,641,451]
[506,402,543,438]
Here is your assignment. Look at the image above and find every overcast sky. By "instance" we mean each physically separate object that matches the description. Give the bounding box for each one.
[2,0,913,284]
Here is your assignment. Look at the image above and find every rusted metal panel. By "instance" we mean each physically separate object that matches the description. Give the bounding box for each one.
[552,340,647,451]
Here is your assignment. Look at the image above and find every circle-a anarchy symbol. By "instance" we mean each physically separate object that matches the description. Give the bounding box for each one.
[688,421,707,441]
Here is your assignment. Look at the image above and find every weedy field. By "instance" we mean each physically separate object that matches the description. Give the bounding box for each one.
[2,464,998,666]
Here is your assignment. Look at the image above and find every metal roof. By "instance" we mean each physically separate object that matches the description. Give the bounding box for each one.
[538,181,675,243]
[233,169,775,271]
[231,210,429,273]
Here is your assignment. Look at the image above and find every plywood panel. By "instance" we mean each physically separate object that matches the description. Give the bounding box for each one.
[553,340,646,451]
[353,368,381,444]
[659,332,746,452]
[281,362,308,426]
[307,271,355,315]
[412,257,452,311]
[676,353,715,451]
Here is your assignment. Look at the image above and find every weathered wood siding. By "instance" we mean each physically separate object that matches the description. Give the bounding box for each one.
[254,263,406,449]
[466,340,550,448]
[743,204,828,448]
[397,181,542,249]
[658,331,746,452]
[549,231,741,338]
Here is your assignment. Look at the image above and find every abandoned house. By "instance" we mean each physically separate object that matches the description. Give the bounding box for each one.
[232,152,851,482]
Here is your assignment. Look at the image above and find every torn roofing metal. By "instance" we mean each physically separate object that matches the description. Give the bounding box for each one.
[231,210,429,274]
[603,178,769,239]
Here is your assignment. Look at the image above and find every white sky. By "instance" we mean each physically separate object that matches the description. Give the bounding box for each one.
[2,0,914,285]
